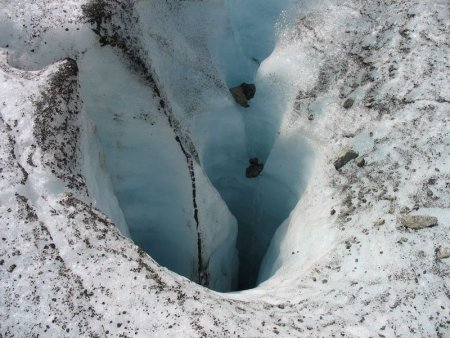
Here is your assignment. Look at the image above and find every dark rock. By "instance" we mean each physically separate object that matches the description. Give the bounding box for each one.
[230,83,256,108]
[334,148,359,170]
[7,264,16,273]
[343,98,354,109]
[356,157,365,167]
[246,158,264,178]
[241,83,256,100]
[230,87,249,107]
[400,215,438,230]
[249,158,258,165]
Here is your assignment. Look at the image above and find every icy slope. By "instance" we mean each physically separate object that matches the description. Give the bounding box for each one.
[78,45,238,291]
[1,0,450,336]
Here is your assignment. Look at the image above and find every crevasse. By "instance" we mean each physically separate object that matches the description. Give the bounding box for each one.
[80,0,313,291]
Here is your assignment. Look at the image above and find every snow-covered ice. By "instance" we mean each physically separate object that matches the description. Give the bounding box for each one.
[0,0,449,336]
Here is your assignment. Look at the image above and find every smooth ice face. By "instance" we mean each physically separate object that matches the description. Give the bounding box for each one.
[79,46,239,292]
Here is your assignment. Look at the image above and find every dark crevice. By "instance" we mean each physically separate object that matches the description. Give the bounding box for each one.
[175,135,208,287]
[80,0,309,292]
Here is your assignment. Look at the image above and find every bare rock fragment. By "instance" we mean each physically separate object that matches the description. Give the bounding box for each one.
[356,157,365,167]
[400,215,438,230]
[381,195,396,201]
[364,96,375,108]
[334,148,359,170]
[230,83,256,108]
[246,158,264,178]
[343,98,354,109]
[436,247,450,259]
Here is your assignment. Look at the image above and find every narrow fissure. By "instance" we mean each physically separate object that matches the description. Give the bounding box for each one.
[175,135,207,287]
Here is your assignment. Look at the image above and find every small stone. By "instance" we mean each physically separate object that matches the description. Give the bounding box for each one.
[7,264,16,273]
[399,28,409,37]
[343,98,354,109]
[364,96,375,108]
[246,158,264,178]
[240,83,256,100]
[356,157,365,167]
[374,219,385,226]
[381,195,396,201]
[400,215,438,230]
[308,113,315,121]
[229,86,249,107]
[436,247,450,259]
[331,209,336,215]
[230,83,256,108]
[334,148,359,170]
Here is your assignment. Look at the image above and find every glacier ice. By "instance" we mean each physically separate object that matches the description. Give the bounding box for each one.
[1,0,450,335]
[74,0,313,291]
[79,46,239,292]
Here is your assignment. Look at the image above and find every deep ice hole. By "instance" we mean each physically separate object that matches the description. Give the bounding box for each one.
[78,0,313,292]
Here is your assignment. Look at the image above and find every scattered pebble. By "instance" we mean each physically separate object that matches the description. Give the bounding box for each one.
[401,215,438,230]
[343,98,354,109]
[381,195,396,201]
[356,157,365,167]
[436,247,450,259]
[230,83,256,108]
[334,148,359,170]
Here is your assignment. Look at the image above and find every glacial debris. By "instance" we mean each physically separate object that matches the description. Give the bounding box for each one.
[333,148,359,170]
[245,158,264,178]
[230,83,256,108]
[401,215,438,230]
[436,247,450,259]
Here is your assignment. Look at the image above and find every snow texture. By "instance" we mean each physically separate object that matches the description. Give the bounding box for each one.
[0,0,449,336]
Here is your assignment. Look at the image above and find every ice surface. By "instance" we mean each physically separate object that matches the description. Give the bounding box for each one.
[78,46,238,291]
[79,112,130,237]
[129,0,313,289]
[1,0,450,335]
